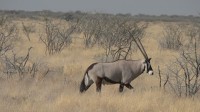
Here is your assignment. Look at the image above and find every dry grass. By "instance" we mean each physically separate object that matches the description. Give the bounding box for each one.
[0,19,200,112]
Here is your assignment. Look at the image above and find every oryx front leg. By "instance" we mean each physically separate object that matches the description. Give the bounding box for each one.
[95,77,102,92]
[125,83,134,89]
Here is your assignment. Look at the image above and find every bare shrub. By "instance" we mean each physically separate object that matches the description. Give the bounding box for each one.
[79,15,100,48]
[0,15,19,79]
[22,22,36,41]
[112,21,147,61]
[0,15,18,56]
[162,24,200,97]
[80,14,147,62]
[98,19,147,62]
[1,47,51,80]
[185,23,200,44]
[78,14,148,62]
[159,24,183,50]
[39,17,79,55]
[2,47,33,79]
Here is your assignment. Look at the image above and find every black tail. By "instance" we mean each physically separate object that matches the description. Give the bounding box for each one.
[80,73,93,93]
[80,78,86,93]
[80,63,97,93]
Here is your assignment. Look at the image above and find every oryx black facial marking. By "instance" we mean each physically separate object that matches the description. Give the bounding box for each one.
[145,58,153,75]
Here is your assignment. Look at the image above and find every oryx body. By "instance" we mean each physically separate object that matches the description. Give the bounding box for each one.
[80,30,154,93]
[80,59,153,93]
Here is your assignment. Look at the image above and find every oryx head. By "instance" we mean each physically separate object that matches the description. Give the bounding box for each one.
[145,58,153,75]
[130,31,154,75]
[137,40,154,75]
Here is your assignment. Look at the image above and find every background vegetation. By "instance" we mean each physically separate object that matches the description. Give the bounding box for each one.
[0,10,200,112]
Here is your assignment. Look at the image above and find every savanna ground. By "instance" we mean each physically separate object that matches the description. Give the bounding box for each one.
[0,14,200,112]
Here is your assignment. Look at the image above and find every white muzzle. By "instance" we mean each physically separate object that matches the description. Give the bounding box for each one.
[148,70,154,75]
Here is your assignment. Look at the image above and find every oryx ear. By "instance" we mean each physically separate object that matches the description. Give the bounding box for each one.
[148,58,151,61]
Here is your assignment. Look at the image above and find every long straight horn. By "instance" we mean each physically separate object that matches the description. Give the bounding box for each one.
[129,30,148,59]
[137,37,148,59]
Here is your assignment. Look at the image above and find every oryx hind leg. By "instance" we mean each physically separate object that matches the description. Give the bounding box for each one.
[119,83,124,92]
[95,77,102,92]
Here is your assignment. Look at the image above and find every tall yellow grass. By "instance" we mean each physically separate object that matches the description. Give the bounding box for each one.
[0,19,199,112]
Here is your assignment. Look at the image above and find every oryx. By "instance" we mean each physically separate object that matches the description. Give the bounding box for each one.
[80,35,153,93]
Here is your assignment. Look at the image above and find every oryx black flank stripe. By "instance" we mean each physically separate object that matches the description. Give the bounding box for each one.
[103,77,120,84]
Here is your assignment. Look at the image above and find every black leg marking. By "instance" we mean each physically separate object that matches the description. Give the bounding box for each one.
[96,77,102,92]
[125,83,134,90]
[119,84,124,92]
